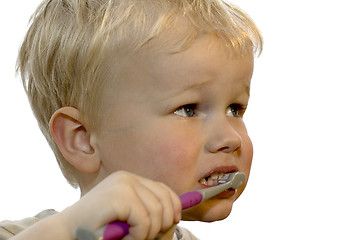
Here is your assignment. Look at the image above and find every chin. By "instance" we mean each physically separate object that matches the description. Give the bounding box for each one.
[182,198,234,222]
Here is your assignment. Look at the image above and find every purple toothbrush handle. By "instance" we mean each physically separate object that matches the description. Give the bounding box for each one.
[102,191,203,240]
[179,191,203,210]
[103,221,129,240]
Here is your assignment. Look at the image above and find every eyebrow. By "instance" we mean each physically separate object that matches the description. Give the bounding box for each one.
[178,79,211,92]
[166,76,251,100]
[163,78,211,100]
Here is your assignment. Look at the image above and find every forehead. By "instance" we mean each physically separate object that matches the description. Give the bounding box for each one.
[148,34,254,91]
[105,34,253,104]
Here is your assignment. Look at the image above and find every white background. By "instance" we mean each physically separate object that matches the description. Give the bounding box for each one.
[1,0,360,239]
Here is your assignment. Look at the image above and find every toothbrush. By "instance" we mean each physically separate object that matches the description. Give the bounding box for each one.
[75,172,246,240]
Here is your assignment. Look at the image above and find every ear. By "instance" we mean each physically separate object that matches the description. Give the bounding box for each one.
[49,107,100,173]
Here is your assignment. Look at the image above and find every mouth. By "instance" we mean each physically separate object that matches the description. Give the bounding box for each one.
[199,172,232,187]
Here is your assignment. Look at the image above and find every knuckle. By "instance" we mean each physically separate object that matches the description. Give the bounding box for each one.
[142,217,151,230]
[152,201,163,215]
[112,171,133,182]
[158,182,171,191]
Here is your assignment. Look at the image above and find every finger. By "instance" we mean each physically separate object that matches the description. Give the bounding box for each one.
[127,181,164,239]
[170,187,182,223]
[141,180,182,230]
[112,185,152,240]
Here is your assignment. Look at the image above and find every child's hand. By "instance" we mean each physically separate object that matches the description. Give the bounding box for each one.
[60,171,182,240]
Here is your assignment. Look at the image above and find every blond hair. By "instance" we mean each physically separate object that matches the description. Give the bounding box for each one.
[17,0,263,188]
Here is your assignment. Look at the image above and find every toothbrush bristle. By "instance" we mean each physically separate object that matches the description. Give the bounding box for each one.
[218,172,246,188]
[217,173,232,184]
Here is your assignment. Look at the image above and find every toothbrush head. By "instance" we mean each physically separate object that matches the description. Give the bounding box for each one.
[218,172,246,189]
[197,172,247,201]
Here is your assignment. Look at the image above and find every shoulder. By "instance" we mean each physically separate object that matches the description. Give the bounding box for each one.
[176,225,200,240]
[0,209,57,240]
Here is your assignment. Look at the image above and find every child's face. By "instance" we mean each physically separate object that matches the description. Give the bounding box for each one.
[92,34,254,222]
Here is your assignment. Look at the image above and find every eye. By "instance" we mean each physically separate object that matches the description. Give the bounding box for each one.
[226,104,247,117]
[174,104,197,117]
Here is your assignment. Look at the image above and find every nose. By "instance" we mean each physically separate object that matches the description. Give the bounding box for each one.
[205,118,242,153]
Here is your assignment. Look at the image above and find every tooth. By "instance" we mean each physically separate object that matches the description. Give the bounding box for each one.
[208,179,216,186]
[219,173,231,184]
[200,173,232,186]
[211,173,219,180]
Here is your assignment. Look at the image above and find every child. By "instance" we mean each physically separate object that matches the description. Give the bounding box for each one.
[0,0,262,239]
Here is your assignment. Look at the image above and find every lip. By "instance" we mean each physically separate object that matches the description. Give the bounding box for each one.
[215,189,236,198]
[198,165,239,183]
[196,166,240,199]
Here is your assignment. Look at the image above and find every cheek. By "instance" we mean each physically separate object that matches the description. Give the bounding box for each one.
[156,135,194,161]
[243,135,253,165]
[239,133,253,183]
[143,129,201,193]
